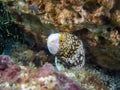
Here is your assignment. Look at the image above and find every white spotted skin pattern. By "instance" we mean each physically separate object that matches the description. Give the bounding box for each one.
[64,41,85,68]
[47,32,85,69]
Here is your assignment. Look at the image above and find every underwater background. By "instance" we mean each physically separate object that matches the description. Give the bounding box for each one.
[0,0,120,90]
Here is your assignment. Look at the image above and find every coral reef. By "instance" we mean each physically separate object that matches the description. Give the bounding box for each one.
[0,0,120,90]
[10,43,53,67]
[61,68,108,90]
[0,55,108,90]
[0,55,21,86]
[0,60,119,90]
[13,0,115,32]
[32,63,84,90]
[89,45,120,70]
[0,1,26,54]
[0,55,13,70]
[0,62,86,90]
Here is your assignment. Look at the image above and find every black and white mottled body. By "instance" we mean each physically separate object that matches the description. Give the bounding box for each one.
[47,32,85,69]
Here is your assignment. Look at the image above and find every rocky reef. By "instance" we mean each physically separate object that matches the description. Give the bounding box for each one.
[0,0,120,90]
[0,56,85,90]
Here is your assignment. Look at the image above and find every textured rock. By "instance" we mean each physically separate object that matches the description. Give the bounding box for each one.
[33,63,84,90]
[89,45,120,70]
[0,55,13,70]
[61,67,108,90]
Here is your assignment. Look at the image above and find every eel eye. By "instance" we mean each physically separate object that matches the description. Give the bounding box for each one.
[51,40,54,43]
[60,39,63,42]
